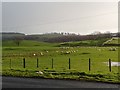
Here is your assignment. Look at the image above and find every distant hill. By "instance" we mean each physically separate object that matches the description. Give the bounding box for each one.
[1,32,25,41]
[24,33,64,42]
[1,32,120,43]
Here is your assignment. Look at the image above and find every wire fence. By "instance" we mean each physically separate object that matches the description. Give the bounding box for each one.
[2,57,114,72]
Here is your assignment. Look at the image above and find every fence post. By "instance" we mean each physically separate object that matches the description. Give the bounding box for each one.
[109,59,111,72]
[10,59,11,69]
[89,58,91,71]
[52,58,53,69]
[37,58,39,68]
[69,58,71,69]
[23,58,25,68]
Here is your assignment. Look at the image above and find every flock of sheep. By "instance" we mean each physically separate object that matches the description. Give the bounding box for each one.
[32,47,117,57]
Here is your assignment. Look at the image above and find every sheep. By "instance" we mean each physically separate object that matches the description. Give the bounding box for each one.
[109,48,116,51]
[46,51,49,53]
[40,52,44,56]
[36,71,43,75]
[33,54,36,56]
[56,51,59,53]
[98,49,101,51]
[65,51,71,54]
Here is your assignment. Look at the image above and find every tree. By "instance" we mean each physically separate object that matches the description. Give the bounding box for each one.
[13,36,23,46]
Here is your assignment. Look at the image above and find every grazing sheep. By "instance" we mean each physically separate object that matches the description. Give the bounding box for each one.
[46,51,49,53]
[76,50,78,52]
[98,49,101,51]
[40,52,44,56]
[65,51,71,54]
[109,48,116,51]
[36,71,43,75]
[56,51,59,53]
[73,51,76,53]
[67,47,70,49]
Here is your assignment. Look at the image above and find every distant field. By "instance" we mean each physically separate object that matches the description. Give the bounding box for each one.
[2,40,57,47]
[2,39,120,83]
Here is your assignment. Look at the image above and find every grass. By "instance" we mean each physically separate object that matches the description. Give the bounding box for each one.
[2,69,119,84]
[2,40,57,47]
[56,38,109,47]
[107,38,119,44]
[103,37,119,46]
[2,40,120,83]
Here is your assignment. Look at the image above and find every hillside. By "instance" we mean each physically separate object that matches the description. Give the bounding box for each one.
[2,40,56,47]
[1,32,120,44]
[2,38,110,47]
[1,32,64,41]
[1,32,25,41]
[102,37,120,46]
[56,38,109,47]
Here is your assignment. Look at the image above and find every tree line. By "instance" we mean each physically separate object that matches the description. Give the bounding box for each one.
[1,32,120,46]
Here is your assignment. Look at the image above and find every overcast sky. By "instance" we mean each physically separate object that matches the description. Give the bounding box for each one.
[2,2,118,35]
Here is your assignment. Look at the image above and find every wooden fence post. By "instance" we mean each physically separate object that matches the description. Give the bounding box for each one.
[52,58,53,69]
[37,58,39,68]
[89,58,91,71]
[23,58,25,68]
[109,59,111,72]
[69,58,71,69]
[10,59,11,69]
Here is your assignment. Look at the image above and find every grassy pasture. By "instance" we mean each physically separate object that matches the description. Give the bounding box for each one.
[107,38,119,44]
[2,40,120,83]
[56,38,109,47]
[103,37,119,46]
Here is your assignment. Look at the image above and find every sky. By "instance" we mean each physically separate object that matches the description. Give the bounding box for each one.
[2,2,118,35]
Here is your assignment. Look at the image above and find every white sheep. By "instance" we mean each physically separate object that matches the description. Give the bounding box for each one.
[40,52,44,56]
[36,71,43,75]
[46,51,49,53]
[56,51,59,53]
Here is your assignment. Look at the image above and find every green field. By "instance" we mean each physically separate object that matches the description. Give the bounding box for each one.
[2,40,120,83]
[103,37,119,46]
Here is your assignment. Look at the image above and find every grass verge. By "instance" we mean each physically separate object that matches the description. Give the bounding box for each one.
[2,69,120,84]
